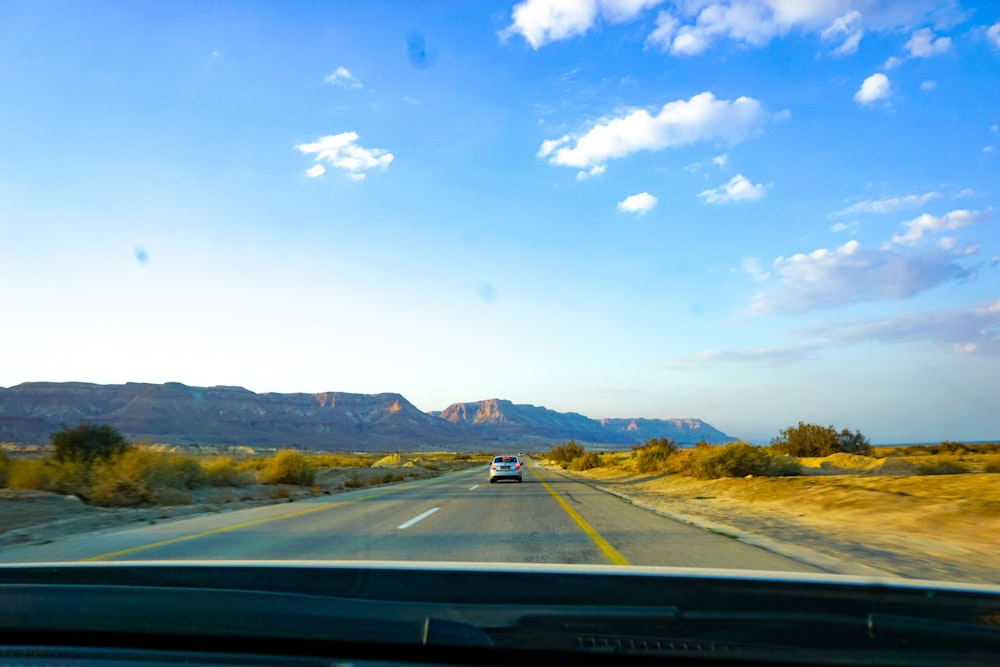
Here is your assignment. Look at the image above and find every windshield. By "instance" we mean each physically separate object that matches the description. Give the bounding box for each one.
[1,0,998,614]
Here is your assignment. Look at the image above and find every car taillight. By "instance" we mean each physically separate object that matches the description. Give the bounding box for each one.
[514,463,520,470]
[490,464,496,470]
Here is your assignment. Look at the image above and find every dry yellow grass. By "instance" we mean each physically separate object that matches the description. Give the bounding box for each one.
[565,454,1000,584]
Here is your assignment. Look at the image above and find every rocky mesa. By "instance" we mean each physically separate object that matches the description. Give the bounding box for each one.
[0,383,734,450]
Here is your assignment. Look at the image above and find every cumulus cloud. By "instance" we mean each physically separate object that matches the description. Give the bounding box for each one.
[745,240,977,316]
[921,80,937,90]
[833,192,939,216]
[324,66,362,88]
[854,73,891,105]
[295,132,393,180]
[699,174,767,203]
[904,27,952,58]
[889,209,992,246]
[617,191,658,215]
[538,92,773,170]
[501,0,664,48]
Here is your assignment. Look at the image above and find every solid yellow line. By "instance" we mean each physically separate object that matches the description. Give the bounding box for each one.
[81,478,439,562]
[527,464,631,566]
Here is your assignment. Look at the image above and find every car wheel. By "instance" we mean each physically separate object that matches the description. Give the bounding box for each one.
[489,478,496,483]
[517,477,523,483]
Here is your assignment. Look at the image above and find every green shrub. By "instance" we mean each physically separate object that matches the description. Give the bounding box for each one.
[770,422,871,457]
[258,450,316,485]
[767,454,803,477]
[696,442,772,479]
[916,458,969,475]
[52,423,131,464]
[548,440,585,464]
[88,448,205,506]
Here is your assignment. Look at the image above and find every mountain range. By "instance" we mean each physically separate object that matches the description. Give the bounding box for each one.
[0,382,735,451]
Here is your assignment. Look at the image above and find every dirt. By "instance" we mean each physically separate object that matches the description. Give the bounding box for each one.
[567,460,1000,584]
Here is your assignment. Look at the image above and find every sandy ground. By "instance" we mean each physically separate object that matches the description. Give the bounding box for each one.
[0,457,483,552]
[562,460,1000,584]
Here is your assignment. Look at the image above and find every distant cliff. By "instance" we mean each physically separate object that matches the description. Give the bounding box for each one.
[433,399,735,445]
[0,383,735,449]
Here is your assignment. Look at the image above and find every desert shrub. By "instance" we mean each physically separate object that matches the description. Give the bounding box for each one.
[6,459,56,491]
[548,440,585,465]
[569,451,603,471]
[88,448,205,506]
[201,457,252,486]
[258,450,316,485]
[766,454,803,477]
[344,471,364,488]
[632,438,679,474]
[49,460,92,498]
[696,442,772,479]
[771,422,872,457]
[0,451,8,487]
[916,458,969,475]
[984,460,1000,474]
[52,423,131,464]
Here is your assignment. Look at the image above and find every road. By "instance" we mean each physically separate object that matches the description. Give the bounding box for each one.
[0,459,821,572]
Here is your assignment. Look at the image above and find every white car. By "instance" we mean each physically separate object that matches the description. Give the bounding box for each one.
[489,455,522,483]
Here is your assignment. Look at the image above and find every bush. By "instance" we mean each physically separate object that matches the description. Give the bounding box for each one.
[984,460,1000,474]
[771,422,872,457]
[257,450,316,485]
[88,448,205,506]
[52,423,131,464]
[6,459,56,491]
[201,457,252,486]
[766,454,803,477]
[569,451,603,471]
[548,440,585,465]
[916,458,969,475]
[632,438,679,474]
[696,442,772,479]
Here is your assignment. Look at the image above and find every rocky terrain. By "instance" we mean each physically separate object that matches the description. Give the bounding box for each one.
[0,382,734,450]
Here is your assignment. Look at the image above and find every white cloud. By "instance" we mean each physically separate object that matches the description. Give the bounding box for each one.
[904,27,952,58]
[617,191,658,215]
[501,0,663,48]
[889,209,992,246]
[821,10,863,56]
[576,164,607,180]
[988,22,1000,49]
[745,239,977,315]
[800,300,1000,357]
[833,191,939,216]
[830,221,856,233]
[304,164,326,178]
[854,73,891,105]
[324,66,362,88]
[699,174,766,203]
[712,153,728,166]
[741,256,770,282]
[883,55,903,70]
[920,80,937,90]
[295,132,393,180]
[537,92,773,170]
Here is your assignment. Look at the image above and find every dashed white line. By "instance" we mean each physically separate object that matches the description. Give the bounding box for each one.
[397,507,439,530]
[469,484,480,490]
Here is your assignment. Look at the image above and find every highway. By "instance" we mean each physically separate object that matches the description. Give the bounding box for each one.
[0,459,822,571]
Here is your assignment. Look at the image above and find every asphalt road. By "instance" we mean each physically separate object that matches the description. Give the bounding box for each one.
[0,459,821,572]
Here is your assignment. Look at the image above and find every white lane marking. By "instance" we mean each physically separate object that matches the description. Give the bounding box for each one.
[397,507,440,530]
[469,484,480,490]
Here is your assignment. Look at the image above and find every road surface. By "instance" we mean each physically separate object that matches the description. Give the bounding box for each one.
[0,459,821,572]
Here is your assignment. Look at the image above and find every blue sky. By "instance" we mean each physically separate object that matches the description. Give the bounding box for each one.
[1,0,998,444]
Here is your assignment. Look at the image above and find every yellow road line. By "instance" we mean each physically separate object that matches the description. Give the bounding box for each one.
[527,464,631,566]
[81,478,441,562]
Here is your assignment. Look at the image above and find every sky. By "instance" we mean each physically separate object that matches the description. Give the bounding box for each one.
[1,0,998,444]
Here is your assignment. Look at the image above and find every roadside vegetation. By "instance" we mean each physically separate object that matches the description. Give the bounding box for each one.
[546,423,1000,480]
[0,424,490,507]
